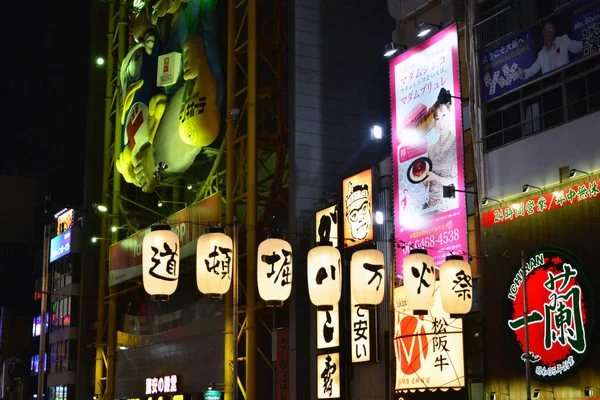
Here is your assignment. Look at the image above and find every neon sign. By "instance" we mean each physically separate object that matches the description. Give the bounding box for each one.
[482,179,600,228]
[145,375,178,395]
[504,249,594,380]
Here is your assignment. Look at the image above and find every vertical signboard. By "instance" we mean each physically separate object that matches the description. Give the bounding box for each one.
[504,249,594,380]
[50,229,72,263]
[350,295,370,363]
[316,205,339,247]
[276,328,290,400]
[393,285,465,392]
[317,352,340,399]
[317,304,340,350]
[389,24,467,275]
[342,169,374,248]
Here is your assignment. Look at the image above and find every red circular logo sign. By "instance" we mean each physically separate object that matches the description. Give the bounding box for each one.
[504,249,594,381]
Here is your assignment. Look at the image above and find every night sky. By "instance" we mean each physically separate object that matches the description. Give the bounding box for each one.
[1,1,92,208]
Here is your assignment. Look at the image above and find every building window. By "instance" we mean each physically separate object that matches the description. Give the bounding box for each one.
[51,297,72,331]
[32,314,49,337]
[49,340,75,373]
[483,52,600,152]
[49,385,69,400]
[30,354,47,375]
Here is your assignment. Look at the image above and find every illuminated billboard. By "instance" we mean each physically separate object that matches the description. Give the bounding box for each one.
[389,24,468,275]
[317,352,340,399]
[342,169,374,248]
[504,249,594,381]
[315,205,339,248]
[394,285,465,392]
[479,0,600,102]
[50,229,71,263]
[116,0,223,193]
[56,209,73,235]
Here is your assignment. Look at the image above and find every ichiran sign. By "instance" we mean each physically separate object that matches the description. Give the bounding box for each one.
[504,248,595,381]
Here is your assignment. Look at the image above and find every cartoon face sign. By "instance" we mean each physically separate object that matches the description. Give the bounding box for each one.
[342,169,374,248]
[345,182,372,240]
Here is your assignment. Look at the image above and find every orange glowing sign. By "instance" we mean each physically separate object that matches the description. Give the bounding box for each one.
[342,169,374,248]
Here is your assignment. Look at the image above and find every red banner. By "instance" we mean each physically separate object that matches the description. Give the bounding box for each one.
[276,327,290,400]
[482,179,600,228]
[109,193,222,286]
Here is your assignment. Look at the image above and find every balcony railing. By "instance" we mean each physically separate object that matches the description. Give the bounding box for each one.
[483,91,600,152]
[475,5,514,50]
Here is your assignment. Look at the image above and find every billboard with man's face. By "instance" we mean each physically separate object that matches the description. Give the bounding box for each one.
[342,169,374,248]
[480,0,600,102]
[117,0,223,192]
[389,24,468,277]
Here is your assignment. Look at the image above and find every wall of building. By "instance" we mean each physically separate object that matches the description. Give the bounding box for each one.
[484,112,600,200]
[289,0,394,399]
[480,191,600,400]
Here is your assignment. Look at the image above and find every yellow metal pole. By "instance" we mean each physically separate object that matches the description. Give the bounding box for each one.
[96,1,116,397]
[107,2,127,399]
[246,0,257,399]
[224,0,237,398]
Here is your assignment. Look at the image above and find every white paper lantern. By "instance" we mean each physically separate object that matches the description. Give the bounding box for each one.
[440,255,473,316]
[307,246,342,310]
[402,249,435,314]
[143,225,180,301]
[196,231,233,297]
[351,249,385,307]
[257,238,293,306]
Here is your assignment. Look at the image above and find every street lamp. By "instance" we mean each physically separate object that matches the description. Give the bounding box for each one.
[570,168,590,178]
[417,22,441,38]
[522,184,542,194]
[370,125,383,140]
[481,197,501,206]
[93,203,108,213]
[91,236,110,243]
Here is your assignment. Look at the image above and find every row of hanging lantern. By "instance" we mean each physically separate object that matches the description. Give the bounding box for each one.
[403,248,473,316]
[142,226,471,316]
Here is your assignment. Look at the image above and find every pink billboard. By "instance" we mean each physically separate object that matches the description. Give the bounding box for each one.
[389,24,467,277]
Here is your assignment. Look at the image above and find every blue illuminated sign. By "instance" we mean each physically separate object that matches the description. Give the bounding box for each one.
[50,229,71,263]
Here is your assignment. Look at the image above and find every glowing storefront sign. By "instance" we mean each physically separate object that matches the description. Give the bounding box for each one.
[317,304,339,350]
[342,169,374,248]
[504,249,594,380]
[56,209,73,235]
[350,295,370,363]
[482,179,600,227]
[394,285,465,392]
[317,352,340,399]
[50,229,71,263]
[389,24,468,274]
[145,375,178,395]
[315,205,339,248]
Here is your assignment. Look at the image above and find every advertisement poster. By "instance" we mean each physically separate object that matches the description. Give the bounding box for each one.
[117,0,223,193]
[342,169,374,248]
[276,328,290,400]
[480,0,600,102]
[504,249,594,381]
[389,23,467,276]
[393,285,465,392]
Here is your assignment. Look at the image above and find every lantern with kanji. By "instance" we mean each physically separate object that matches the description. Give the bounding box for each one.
[307,245,342,310]
[402,248,435,314]
[257,238,293,307]
[351,249,385,308]
[142,225,180,301]
[440,255,473,316]
[196,229,233,297]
